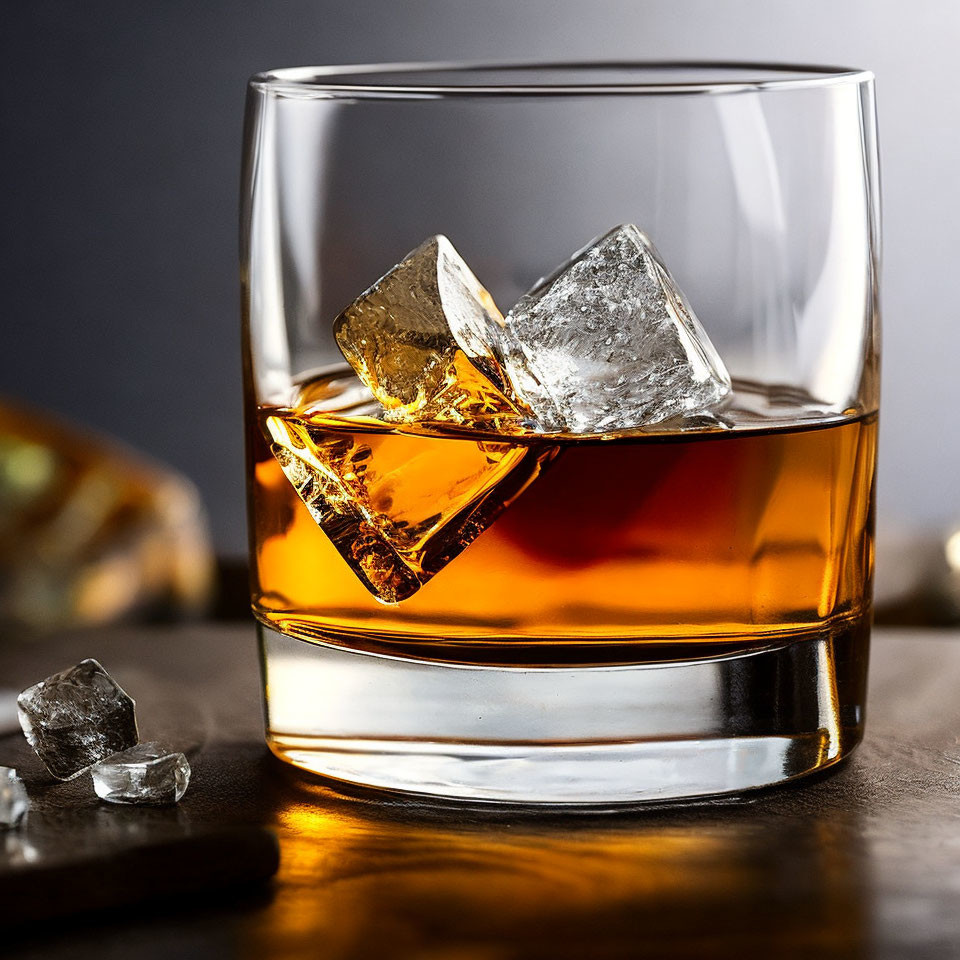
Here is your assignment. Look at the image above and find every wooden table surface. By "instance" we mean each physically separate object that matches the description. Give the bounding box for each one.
[2,624,959,960]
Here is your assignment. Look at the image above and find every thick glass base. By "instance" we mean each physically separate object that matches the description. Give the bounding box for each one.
[259,618,869,806]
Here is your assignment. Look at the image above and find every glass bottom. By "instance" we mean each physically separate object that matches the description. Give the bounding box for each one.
[258,616,869,806]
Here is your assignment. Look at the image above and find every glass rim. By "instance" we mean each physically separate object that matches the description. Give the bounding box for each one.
[249,60,875,99]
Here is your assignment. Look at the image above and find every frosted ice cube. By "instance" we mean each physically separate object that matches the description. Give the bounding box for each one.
[91,742,190,806]
[17,659,138,780]
[333,235,527,431]
[493,225,732,434]
[0,768,28,828]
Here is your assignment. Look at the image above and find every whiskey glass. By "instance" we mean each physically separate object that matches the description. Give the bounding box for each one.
[241,63,880,804]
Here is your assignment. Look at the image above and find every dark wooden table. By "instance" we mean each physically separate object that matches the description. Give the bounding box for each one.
[2,625,959,959]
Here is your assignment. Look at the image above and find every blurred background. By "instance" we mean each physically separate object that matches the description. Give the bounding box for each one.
[2,0,958,623]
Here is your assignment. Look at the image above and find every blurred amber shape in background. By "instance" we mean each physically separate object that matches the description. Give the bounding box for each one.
[0,399,214,632]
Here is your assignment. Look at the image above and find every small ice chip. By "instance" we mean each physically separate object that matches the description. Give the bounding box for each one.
[91,742,190,806]
[0,768,28,829]
[492,224,732,434]
[17,659,138,780]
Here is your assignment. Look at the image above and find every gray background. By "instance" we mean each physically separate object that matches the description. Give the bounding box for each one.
[2,0,954,556]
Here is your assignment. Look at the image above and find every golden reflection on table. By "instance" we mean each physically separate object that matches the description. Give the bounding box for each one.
[242,776,868,960]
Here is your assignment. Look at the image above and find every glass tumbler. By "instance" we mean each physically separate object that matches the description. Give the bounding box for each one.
[241,63,880,804]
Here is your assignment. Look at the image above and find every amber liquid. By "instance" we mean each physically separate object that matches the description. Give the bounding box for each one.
[249,377,876,667]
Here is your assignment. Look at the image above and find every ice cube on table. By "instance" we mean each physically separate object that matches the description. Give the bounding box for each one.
[492,224,731,434]
[17,659,138,780]
[333,236,527,431]
[91,742,190,806]
[0,768,28,828]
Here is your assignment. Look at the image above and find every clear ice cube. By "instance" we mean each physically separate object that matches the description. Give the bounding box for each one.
[0,767,28,828]
[492,225,732,434]
[17,659,138,780]
[91,742,190,806]
[333,235,527,431]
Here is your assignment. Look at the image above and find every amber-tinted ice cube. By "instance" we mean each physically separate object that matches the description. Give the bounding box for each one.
[333,236,527,431]
[491,225,732,433]
[266,412,553,602]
